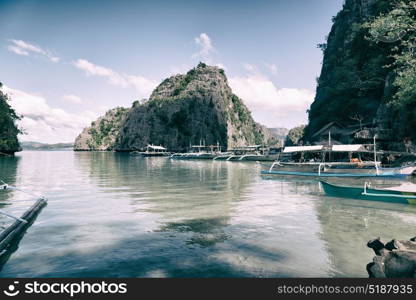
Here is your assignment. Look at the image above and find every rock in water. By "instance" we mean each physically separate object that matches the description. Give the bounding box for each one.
[115,63,271,151]
[367,237,416,277]
[73,107,129,151]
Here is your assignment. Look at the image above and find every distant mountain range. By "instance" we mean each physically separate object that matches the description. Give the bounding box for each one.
[21,141,74,151]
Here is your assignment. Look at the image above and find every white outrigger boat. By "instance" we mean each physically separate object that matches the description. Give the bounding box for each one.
[131,145,170,157]
[170,144,222,160]
[261,144,416,178]
[213,145,278,161]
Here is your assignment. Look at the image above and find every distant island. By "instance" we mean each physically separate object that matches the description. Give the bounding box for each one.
[21,141,74,151]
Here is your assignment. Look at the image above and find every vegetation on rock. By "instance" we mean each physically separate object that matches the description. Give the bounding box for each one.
[73,107,129,151]
[285,125,305,146]
[0,83,21,154]
[364,0,416,142]
[116,63,273,151]
[306,0,416,150]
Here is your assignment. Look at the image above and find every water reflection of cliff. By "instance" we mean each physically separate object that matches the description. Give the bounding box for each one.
[312,178,416,277]
[0,155,20,205]
[74,153,254,247]
[0,155,21,254]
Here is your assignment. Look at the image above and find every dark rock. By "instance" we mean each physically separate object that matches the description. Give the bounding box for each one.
[367,238,385,255]
[367,237,416,277]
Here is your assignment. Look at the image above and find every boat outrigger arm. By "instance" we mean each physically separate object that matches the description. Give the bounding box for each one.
[0,181,47,223]
[362,182,416,199]
[0,183,28,223]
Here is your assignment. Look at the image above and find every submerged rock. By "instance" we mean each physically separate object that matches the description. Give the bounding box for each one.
[367,237,416,277]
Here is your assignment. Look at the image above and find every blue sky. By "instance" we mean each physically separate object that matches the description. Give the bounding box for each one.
[0,0,344,143]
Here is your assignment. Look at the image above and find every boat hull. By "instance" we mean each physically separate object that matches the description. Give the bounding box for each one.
[140,152,170,157]
[320,181,416,204]
[260,170,407,178]
[170,153,219,159]
[261,163,415,178]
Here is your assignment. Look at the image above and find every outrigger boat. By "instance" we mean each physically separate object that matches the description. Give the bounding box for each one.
[320,181,416,205]
[214,145,279,161]
[261,143,416,178]
[131,145,170,157]
[170,144,222,160]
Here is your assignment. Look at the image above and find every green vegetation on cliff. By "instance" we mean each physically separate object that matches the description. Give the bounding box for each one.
[285,125,306,146]
[73,107,129,151]
[306,0,394,138]
[0,83,21,154]
[115,63,272,151]
[74,63,280,151]
[365,0,416,142]
[306,0,416,150]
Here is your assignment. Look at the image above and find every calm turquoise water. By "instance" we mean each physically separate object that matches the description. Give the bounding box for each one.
[0,151,416,277]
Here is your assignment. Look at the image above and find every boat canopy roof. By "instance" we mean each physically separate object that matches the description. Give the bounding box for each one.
[283,144,372,153]
[283,145,324,153]
[331,144,365,152]
[147,145,166,150]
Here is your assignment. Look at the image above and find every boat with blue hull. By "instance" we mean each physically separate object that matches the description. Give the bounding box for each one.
[320,181,416,205]
[261,168,413,178]
[261,144,416,178]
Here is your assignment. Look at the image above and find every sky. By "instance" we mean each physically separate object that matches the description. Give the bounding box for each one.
[0,0,344,143]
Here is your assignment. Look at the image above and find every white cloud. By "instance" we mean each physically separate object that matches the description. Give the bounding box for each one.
[263,62,278,75]
[215,63,227,70]
[229,73,314,129]
[243,63,256,73]
[62,94,83,104]
[7,39,60,63]
[2,86,100,143]
[7,45,29,56]
[73,59,157,97]
[193,33,214,59]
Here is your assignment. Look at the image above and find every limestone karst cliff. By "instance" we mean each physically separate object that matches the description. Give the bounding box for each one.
[75,63,277,151]
[306,0,416,151]
[74,107,129,151]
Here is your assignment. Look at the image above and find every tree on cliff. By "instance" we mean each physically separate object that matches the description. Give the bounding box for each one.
[365,0,416,141]
[285,125,305,146]
[0,83,22,154]
[305,0,395,140]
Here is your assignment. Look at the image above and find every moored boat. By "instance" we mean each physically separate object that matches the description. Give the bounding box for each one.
[170,144,222,160]
[261,144,416,178]
[214,145,279,161]
[320,181,416,204]
[130,145,170,157]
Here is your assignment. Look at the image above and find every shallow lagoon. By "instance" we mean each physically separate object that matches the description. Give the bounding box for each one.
[0,151,415,277]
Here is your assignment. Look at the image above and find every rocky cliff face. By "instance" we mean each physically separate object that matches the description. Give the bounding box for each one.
[73,107,129,151]
[0,84,21,155]
[305,0,397,143]
[115,63,272,151]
